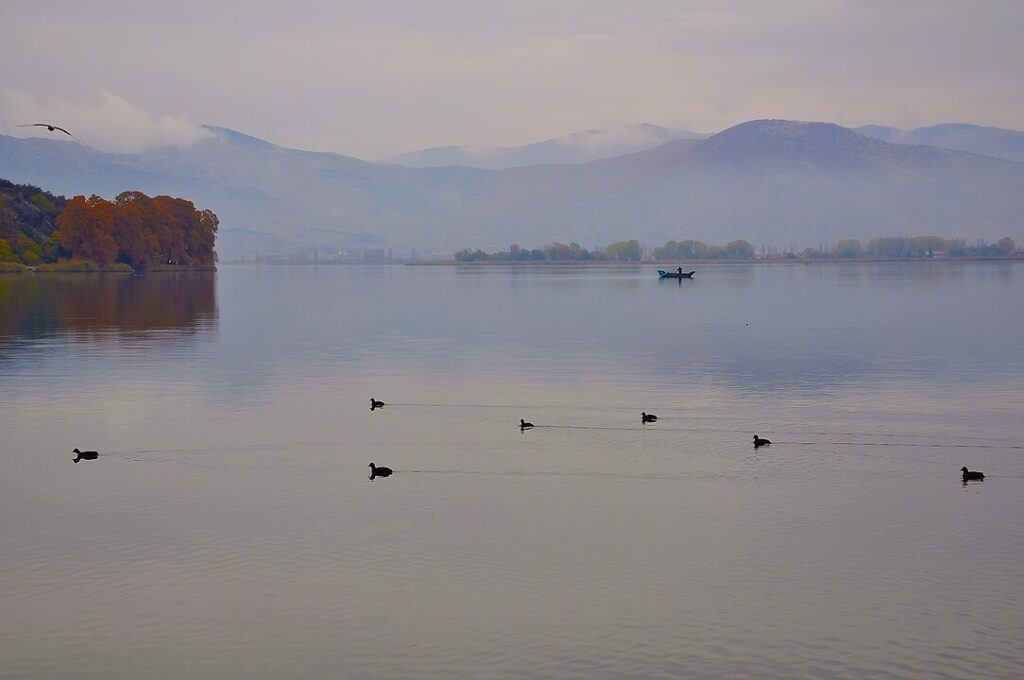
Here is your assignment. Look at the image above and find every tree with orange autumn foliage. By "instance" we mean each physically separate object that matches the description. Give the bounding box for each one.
[57,195,118,264]
[56,191,218,268]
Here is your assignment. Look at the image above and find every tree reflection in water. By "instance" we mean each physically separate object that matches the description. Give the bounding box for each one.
[0,272,216,342]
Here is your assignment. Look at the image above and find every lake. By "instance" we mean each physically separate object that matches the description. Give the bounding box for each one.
[2,262,1023,679]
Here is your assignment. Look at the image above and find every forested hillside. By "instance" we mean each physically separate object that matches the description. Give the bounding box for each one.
[0,179,67,265]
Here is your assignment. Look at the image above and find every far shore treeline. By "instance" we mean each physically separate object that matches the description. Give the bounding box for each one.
[455,236,1019,263]
[0,179,218,272]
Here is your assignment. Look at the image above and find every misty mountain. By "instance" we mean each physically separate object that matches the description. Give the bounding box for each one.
[2,119,1023,258]
[857,123,1024,164]
[392,121,1024,169]
[452,120,1024,251]
[380,123,707,169]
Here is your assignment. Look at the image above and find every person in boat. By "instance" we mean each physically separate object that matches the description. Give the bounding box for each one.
[677,267,683,275]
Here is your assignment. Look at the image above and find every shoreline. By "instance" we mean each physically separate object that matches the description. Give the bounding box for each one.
[0,263,217,275]
[212,256,1024,268]
[404,256,1024,267]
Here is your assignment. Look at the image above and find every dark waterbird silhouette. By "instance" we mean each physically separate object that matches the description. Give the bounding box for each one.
[368,462,393,479]
[641,412,658,423]
[520,419,534,430]
[72,448,98,463]
[961,466,984,481]
[753,434,771,448]
[370,397,385,410]
[18,123,72,137]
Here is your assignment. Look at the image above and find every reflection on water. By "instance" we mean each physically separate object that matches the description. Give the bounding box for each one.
[2,262,1023,680]
[0,271,216,342]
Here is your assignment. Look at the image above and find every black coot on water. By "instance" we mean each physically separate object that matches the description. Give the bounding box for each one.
[73,448,99,463]
[961,467,984,481]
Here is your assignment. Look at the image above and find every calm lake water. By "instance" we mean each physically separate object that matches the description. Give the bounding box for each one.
[2,262,1023,679]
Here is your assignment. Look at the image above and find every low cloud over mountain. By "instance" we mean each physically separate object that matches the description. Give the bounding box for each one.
[380,124,707,169]
[0,90,212,154]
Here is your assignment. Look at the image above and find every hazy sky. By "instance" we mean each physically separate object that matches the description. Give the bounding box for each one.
[2,0,1022,158]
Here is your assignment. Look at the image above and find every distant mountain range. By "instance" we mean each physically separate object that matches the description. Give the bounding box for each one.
[856,123,1024,164]
[380,123,708,169]
[387,122,1024,169]
[2,119,1022,258]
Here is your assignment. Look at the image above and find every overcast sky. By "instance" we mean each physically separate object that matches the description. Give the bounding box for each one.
[2,0,1022,158]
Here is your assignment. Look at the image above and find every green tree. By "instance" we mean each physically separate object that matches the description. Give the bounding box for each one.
[909,235,946,257]
[652,240,679,260]
[43,230,65,261]
[455,248,488,261]
[868,237,908,258]
[569,242,591,260]
[0,238,15,263]
[652,239,709,259]
[29,192,57,214]
[835,239,862,257]
[15,233,41,264]
[944,238,967,256]
[680,240,707,258]
[543,241,573,260]
[722,239,755,259]
[604,240,641,261]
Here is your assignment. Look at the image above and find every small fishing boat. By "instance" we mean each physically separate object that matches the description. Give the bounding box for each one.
[658,270,695,279]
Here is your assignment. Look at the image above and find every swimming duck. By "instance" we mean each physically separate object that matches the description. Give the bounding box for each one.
[370,397,385,409]
[961,467,984,481]
[753,435,771,448]
[368,462,393,479]
[641,412,657,423]
[72,448,99,463]
[520,419,535,430]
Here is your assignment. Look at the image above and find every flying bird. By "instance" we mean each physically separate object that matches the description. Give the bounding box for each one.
[17,123,73,137]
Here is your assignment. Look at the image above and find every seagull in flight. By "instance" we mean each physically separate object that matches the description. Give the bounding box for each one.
[17,123,73,137]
